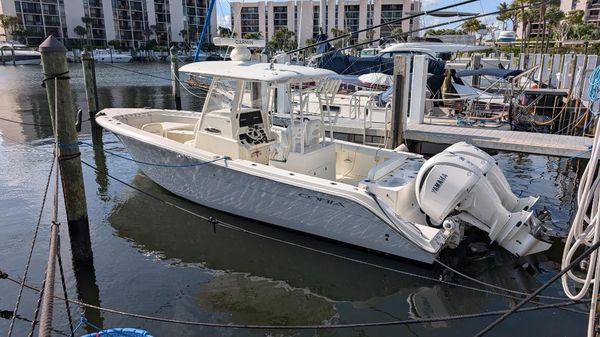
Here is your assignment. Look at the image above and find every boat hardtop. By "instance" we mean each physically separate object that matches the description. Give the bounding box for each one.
[180,60,337,83]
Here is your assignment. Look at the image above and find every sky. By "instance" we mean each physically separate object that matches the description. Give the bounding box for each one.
[216,0,508,31]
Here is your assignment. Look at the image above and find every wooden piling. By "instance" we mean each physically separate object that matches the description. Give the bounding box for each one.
[472,54,482,88]
[389,55,407,149]
[39,36,93,264]
[81,51,100,128]
[170,46,182,110]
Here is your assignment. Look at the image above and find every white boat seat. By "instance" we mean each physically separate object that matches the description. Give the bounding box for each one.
[270,119,324,161]
[166,129,195,143]
[141,122,195,137]
[304,119,322,147]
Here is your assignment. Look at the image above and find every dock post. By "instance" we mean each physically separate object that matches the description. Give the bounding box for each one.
[39,36,93,264]
[170,46,182,110]
[408,55,427,125]
[81,50,100,128]
[472,54,482,87]
[389,55,408,149]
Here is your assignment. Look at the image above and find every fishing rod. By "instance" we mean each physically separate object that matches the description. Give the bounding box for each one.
[285,0,479,55]
[308,0,551,60]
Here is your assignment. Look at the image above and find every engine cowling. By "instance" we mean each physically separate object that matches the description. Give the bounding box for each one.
[415,143,551,257]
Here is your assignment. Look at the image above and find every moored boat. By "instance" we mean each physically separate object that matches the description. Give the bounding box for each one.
[92,49,132,63]
[97,38,551,264]
[0,41,41,65]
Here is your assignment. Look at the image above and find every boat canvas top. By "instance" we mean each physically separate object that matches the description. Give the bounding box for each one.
[180,61,336,83]
[380,42,490,55]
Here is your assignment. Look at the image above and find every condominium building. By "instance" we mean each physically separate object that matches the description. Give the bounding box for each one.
[560,0,600,27]
[517,0,600,39]
[230,0,421,48]
[0,0,217,48]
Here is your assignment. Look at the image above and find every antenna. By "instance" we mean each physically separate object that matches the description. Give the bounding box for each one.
[212,38,266,61]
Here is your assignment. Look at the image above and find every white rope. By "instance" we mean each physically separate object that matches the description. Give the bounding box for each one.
[561,88,600,337]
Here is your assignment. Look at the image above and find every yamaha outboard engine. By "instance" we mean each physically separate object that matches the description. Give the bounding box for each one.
[414,142,551,257]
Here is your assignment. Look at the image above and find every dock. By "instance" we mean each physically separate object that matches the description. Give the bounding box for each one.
[404,123,593,159]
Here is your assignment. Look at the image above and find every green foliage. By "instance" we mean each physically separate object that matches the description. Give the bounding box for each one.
[304,37,316,54]
[0,14,18,35]
[218,26,233,38]
[425,28,463,36]
[462,18,482,34]
[330,27,350,48]
[545,6,565,40]
[11,28,29,44]
[268,27,296,51]
[566,10,584,26]
[74,25,87,38]
[390,26,403,40]
[496,2,514,30]
[243,31,263,39]
[571,23,600,40]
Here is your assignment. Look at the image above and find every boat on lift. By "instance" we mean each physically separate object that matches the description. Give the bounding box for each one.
[97,38,551,264]
[0,41,41,65]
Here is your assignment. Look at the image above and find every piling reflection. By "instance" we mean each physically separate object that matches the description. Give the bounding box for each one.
[71,257,104,332]
[107,172,557,327]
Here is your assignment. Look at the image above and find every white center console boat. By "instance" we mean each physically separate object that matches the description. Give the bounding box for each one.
[96,38,551,264]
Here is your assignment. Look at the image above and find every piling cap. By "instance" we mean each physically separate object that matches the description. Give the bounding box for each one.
[39,35,67,53]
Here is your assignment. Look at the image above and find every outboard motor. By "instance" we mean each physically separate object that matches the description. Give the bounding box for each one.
[414,142,551,257]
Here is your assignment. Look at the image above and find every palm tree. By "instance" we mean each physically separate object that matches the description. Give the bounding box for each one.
[390,26,403,42]
[496,2,511,31]
[74,25,87,48]
[268,27,296,51]
[0,14,18,39]
[462,18,482,35]
[218,26,233,38]
[544,6,564,48]
[81,16,94,46]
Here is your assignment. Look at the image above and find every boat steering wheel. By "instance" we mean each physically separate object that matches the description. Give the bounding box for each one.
[245,126,266,143]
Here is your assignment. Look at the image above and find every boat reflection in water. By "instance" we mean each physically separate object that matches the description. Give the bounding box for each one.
[104,171,582,334]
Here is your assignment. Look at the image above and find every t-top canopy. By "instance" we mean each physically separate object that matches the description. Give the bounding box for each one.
[456,68,523,79]
[179,61,337,83]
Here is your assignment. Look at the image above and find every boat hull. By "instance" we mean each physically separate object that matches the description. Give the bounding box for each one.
[117,134,436,263]
[0,54,40,65]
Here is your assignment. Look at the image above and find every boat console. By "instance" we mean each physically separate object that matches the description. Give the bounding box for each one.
[238,110,269,145]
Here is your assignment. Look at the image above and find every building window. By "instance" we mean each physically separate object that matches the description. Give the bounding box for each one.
[240,6,259,36]
[380,4,403,38]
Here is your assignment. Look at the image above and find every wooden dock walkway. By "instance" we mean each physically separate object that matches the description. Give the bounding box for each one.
[405,123,593,158]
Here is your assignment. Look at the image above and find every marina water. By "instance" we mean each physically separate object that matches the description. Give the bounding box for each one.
[0,63,588,336]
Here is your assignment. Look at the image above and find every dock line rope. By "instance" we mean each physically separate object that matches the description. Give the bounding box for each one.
[0,271,588,330]
[41,71,70,88]
[560,64,600,337]
[5,156,55,337]
[474,240,600,337]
